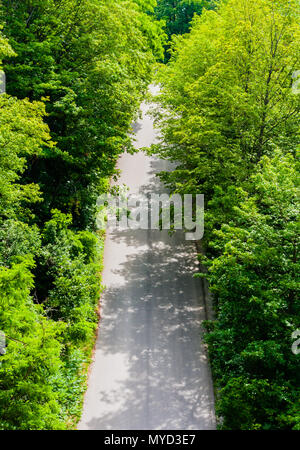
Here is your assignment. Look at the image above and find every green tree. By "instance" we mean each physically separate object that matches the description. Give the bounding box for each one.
[0,257,66,430]
[2,0,165,227]
[0,95,52,219]
[153,0,300,429]
[153,0,300,211]
[0,28,66,430]
[0,28,51,220]
[202,151,300,429]
[0,1,165,429]
[154,0,216,59]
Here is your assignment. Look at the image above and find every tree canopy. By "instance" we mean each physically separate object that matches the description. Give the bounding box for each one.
[0,0,165,429]
[152,0,300,429]
[154,0,217,59]
[0,0,299,430]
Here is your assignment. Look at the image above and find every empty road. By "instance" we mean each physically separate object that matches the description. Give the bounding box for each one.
[78,87,216,430]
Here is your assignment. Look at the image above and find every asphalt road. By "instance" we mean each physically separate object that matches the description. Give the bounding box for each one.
[78,87,216,430]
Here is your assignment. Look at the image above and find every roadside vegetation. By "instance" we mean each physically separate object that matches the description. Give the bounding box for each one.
[152,0,300,430]
[0,0,164,429]
[0,0,299,431]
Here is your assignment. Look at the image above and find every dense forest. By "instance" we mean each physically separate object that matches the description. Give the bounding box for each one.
[154,0,217,59]
[152,0,300,430]
[0,0,299,431]
[0,0,165,429]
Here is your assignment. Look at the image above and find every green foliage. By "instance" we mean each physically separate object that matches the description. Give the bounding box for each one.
[0,25,15,60]
[153,0,300,203]
[203,152,299,429]
[0,220,41,265]
[154,0,216,59]
[0,0,164,430]
[0,257,66,430]
[2,0,165,227]
[38,210,102,343]
[153,0,300,430]
[2,0,298,431]
[0,94,51,219]
[0,211,104,429]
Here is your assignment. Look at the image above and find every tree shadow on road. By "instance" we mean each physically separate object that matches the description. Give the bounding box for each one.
[85,225,215,430]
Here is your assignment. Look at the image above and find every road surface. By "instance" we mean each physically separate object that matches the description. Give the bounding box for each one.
[78,87,216,430]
